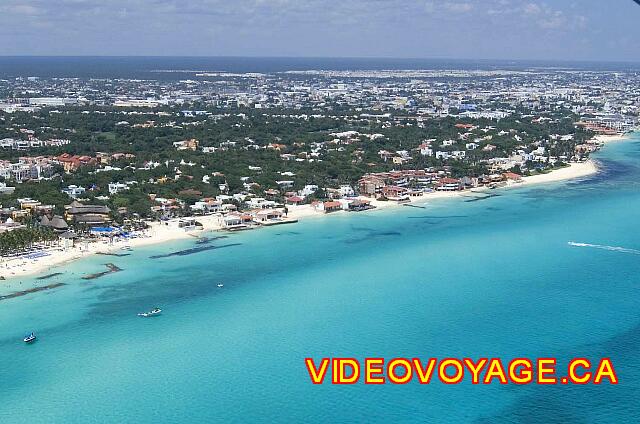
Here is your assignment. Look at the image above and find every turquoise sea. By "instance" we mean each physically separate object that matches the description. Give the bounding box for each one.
[1,137,640,423]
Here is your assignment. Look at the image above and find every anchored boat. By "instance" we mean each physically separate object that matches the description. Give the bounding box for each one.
[138,308,162,317]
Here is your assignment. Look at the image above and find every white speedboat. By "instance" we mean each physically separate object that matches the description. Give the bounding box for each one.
[24,332,37,343]
[217,283,224,288]
[138,308,162,317]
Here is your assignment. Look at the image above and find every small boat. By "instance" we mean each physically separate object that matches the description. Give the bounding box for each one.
[23,332,37,343]
[217,283,224,288]
[138,308,162,317]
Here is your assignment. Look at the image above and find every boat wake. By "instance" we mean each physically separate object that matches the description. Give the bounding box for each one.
[568,242,640,255]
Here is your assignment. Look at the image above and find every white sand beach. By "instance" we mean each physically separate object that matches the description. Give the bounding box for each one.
[520,160,598,186]
[0,215,225,280]
[1,133,632,281]
[594,134,631,144]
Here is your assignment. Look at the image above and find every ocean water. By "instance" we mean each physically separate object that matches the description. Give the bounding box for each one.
[1,56,640,79]
[1,137,640,423]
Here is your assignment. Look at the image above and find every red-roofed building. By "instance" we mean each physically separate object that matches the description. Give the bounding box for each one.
[503,172,523,182]
[323,201,342,213]
[436,178,462,191]
[285,196,304,205]
[358,175,386,196]
[56,153,97,172]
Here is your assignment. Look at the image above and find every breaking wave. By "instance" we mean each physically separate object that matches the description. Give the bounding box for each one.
[568,242,640,255]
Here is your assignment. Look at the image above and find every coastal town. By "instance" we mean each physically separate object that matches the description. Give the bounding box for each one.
[0,66,636,278]
[3,0,640,418]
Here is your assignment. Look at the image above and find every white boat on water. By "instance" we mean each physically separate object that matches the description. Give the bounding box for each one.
[217,283,224,288]
[23,332,37,343]
[138,308,162,317]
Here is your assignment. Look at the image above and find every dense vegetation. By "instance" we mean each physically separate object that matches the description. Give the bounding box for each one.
[0,105,591,218]
[0,226,57,256]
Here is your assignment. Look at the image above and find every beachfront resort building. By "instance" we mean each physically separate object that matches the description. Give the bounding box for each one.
[382,186,411,202]
[65,201,112,227]
[190,199,224,215]
[253,209,284,222]
[222,213,253,229]
[435,178,463,191]
[39,215,69,233]
[285,196,304,205]
[358,175,386,196]
[313,201,342,213]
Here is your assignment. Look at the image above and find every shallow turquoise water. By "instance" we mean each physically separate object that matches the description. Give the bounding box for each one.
[1,138,640,423]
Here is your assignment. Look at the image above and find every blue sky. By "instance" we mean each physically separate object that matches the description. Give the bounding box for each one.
[0,0,638,61]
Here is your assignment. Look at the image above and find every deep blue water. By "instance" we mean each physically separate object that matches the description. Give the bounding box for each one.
[1,138,640,422]
[1,56,640,79]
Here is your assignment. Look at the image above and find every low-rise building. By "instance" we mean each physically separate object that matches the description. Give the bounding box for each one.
[65,201,112,227]
[62,185,86,199]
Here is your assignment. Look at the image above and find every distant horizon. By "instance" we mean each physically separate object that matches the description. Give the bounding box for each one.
[2,56,640,80]
[1,55,640,65]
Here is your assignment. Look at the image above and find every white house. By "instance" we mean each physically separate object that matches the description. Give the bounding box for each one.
[276,180,294,189]
[300,185,319,197]
[246,197,277,209]
[108,182,129,195]
[419,143,433,156]
[338,185,355,197]
[190,200,223,215]
[0,183,15,195]
[62,185,86,199]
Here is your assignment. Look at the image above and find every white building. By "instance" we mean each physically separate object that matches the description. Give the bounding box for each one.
[191,200,223,214]
[0,183,15,195]
[338,185,355,197]
[62,185,86,199]
[109,182,130,195]
[419,145,433,156]
[300,185,319,197]
[276,180,295,189]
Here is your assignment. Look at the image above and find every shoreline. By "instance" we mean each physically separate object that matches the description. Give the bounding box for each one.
[1,133,631,282]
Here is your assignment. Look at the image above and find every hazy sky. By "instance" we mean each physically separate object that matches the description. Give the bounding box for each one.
[0,0,639,61]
